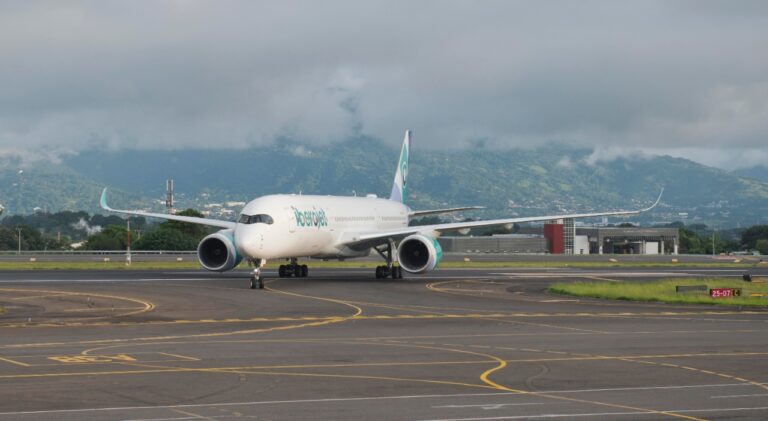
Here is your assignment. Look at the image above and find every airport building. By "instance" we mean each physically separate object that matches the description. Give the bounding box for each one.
[438,220,679,255]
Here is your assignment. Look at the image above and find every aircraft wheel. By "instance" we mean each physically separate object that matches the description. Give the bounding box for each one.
[258,277,265,289]
[278,265,286,278]
[375,266,382,279]
[301,265,308,277]
[249,277,257,289]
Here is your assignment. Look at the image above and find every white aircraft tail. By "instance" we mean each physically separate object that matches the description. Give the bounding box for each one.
[389,130,411,203]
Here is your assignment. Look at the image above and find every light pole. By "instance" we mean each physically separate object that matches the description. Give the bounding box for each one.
[15,227,22,255]
[126,219,132,266]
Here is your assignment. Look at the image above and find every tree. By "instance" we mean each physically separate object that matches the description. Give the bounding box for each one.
[161,209,209,237]
[756,239,768,255]
[133,209,209,251]
[134,227,200,251]
[678,227,704,254]
[84,225,128,250]
[742,225,768,250]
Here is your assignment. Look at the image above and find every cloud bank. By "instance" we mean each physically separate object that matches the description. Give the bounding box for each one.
[1,0,767,169]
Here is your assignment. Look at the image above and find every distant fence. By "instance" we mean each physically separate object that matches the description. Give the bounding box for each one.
[0,250,197,263]
[0,250,196,255]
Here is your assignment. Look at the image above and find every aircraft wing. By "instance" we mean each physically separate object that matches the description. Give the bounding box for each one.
[100,188,236,229]
[340,189,663,248]
[409,206,485,217]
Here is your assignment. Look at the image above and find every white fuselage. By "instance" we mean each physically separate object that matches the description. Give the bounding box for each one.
[233,194,409,261]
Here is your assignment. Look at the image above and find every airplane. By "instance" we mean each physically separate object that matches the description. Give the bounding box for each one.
[100,130,663,289]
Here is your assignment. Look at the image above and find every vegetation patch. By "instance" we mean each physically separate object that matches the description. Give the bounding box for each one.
[548,278,768,307]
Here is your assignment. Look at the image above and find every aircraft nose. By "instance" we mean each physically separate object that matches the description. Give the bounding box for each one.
[234,226,262,257]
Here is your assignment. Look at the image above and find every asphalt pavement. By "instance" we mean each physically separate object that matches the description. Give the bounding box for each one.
[0,265,766,420]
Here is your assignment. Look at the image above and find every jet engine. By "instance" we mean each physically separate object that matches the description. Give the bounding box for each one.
[397,234,442,274]
[197,229,242,272]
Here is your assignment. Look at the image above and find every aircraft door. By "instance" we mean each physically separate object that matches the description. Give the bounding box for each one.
[286,207,296,233]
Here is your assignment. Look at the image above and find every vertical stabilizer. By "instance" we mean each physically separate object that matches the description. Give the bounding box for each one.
[389,130,411,203]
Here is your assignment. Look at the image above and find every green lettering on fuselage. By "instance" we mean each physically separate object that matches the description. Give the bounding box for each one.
[291,206,328,228]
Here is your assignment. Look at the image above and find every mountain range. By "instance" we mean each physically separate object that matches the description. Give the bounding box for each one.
[1,138,767,228]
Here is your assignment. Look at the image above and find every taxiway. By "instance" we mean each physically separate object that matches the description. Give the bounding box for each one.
[0,266,766,420]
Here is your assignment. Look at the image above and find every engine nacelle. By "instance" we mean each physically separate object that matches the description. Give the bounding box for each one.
[197,229,242,272]
[397,234,442,274]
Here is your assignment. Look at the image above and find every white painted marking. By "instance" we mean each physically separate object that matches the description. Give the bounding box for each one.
[123,417,198,421]
[0,383,762,417]
[711,393,768,399]
[433,403,544,410]
[0,278,209,284]
[415,407,768,421]
[538,299,579,303]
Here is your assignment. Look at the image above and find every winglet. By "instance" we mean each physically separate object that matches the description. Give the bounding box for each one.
[100,188,112,211]
[643,187,664,212]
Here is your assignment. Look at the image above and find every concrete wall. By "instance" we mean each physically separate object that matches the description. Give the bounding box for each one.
[574,235,590,255]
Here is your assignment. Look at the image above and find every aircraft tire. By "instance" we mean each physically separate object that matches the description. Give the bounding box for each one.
[301,265,308,277]
[278,265,286,278]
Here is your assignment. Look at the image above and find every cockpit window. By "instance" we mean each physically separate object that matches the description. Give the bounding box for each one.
[238,214,274,225]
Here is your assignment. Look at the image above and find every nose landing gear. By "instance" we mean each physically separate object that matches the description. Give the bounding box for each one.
[248,259,266,289]
[250,267,264,289]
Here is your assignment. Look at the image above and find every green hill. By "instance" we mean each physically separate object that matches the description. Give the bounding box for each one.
[1,140,766,227]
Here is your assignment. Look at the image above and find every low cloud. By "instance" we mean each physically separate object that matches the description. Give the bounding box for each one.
[71,218,102,236]
[0,1,766,169]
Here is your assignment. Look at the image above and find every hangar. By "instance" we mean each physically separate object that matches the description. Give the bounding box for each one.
[576,226,679,255]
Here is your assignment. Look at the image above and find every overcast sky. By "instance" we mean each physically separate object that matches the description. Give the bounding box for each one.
[1,1,767,169]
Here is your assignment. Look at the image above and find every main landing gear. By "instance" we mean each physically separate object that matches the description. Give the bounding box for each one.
[375,265,402,279]
[373,240,403,279]
[278,258,308,278]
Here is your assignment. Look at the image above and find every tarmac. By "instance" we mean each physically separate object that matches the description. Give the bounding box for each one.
[0,264,767,420]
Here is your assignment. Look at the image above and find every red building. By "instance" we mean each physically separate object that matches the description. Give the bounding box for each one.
[543,223,564,254]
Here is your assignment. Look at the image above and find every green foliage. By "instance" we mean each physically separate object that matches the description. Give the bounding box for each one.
[756,239,768,255]
[84,225,128,250]
[160,209,209,237]
[660,221,739,254]
[2,211,146,242]
[134,227,201,251]
[133,209,210,251]
[0,225,68,251]
[678,227,704,254]
[742,225,768,250]
[549,278,768,307]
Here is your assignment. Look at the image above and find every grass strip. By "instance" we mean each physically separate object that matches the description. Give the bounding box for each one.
[549,278,768,307]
